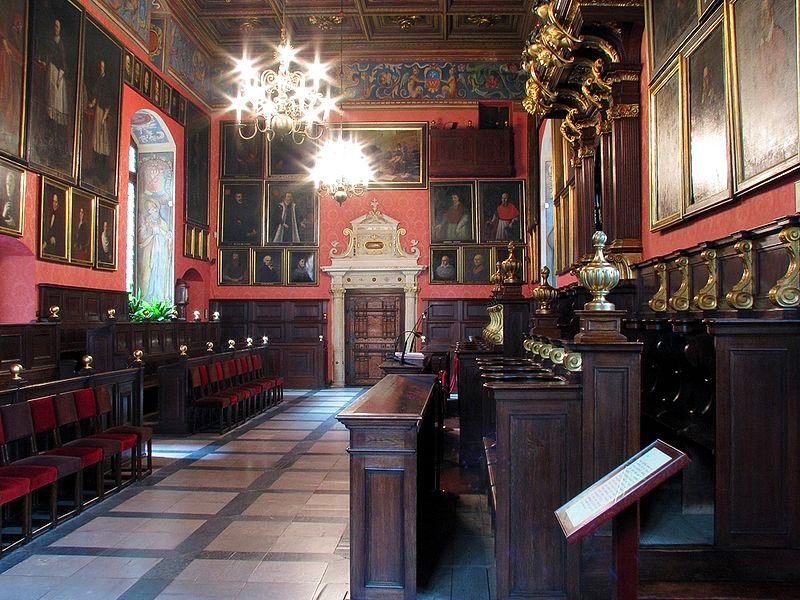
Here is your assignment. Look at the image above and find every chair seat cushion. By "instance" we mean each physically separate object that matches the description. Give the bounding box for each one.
[0,465,58,490]
[64,437,122,456]
[44,446,104,468]
[14,455,82,477]
[106,425,152,442]
[194,396,231,408]
[90,432,138,452]
[0,476,30,504]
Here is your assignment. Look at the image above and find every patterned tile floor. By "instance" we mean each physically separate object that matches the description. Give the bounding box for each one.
[0,388,495,600]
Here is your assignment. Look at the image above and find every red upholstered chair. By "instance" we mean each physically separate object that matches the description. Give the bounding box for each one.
[93,386,153,477]
[0,476,32,552]
[209,362,244,426]
[0,402,82,520]
[72,388,139,482]
[241,355,273,412]
[252,354,283,405]
[189,365,231,434]
[223,359,257,419]
[29,396,105,504]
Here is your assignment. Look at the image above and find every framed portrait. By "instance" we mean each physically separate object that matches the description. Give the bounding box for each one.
[26,0,83,182]
[185,101,210,226]
[429,181,476,243]
[253,248,284,285]
[649,63,684,230]
[686,13,731,212]
[132,57,142,90]
[0,159,24,237]
[268,132,318,178]
[221,121,265,178]
[183,224,195,257]
[80,19,123,199]
[730,0,799,191]
[463,246,492,284]
[430,247,459,283]
[287,248,318,286]
[161,84,172,113]
[170,90,180,120]
[478,179,525,244]
[40,178,69,262]
[142,66,152,98]
[647,0,697,74]
[95,199,117,269]
[151,75,162,107]
[197,229,208,260]
[219,181,264,246]
[68,188,94,265]
[266,182,318,245]
[178,97,187,125]
[123,50,134,84]
[337,122,428,188]
[0,0,28,160]
[219,248,250,285]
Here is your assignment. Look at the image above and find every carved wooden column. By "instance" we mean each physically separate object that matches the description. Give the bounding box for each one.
[573,120,599,262]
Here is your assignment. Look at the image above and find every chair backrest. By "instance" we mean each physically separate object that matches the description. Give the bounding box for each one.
[53,392,80,427]
[223,359,237,380]
[0,402,36,443]
[189,366,203,389]
[252,354,263,372]
[95,386,114,424]
[73,388,98,421]
[29,396,58,435]
[238,357,249,377]
[210,362,225,386]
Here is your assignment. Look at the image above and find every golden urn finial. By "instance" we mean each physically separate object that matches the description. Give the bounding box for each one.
[106,308,116,320]
[133,350,144,363]
[179,344,188,356]
[227,339,236,349]
[206,341,214,353]
[9,363,23,380]
[577,230,620,311]
[81,355,94,370]
[532,266,559,314]
[500,241,521,284]
[49,305,60,319]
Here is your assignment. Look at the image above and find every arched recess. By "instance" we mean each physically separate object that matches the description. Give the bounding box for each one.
[129,109,176,303]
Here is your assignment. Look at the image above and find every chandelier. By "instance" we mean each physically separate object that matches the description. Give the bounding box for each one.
[232,20,332,143]
[310,1,373,204]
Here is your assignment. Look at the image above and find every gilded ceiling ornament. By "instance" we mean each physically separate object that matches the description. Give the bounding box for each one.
[465,15,499,29]
[239,19,259,34]
[308,15,343,31]
[390,15,423,30]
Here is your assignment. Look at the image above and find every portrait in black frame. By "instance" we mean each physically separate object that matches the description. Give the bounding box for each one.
[266,182,318,245]
[142,66,152,98]
[123,50,133,84]
[253,249,283,285]
[184,101,210,226]
[219,181,263,246]
[27,0,83,182]
[79,19,122,199]
[221,121,265,178]
[132,57,142,89]
[40,177,69,261]
[95,199,116,269]
[287,249,317,285]
[69,188,94,265]
[0,0,28,159]
[219,248,250,285]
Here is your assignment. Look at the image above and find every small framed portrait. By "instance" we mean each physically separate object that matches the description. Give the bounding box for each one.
[253,248,284,285]
[40,178,70,262]
[161,84,172,113]
[132,57,142,89]
[268,132,318,178]
[178,97,187,125]
[183,223,195,257]
[151,75,162,107]
[170,90,180,120]
[266,182,318,245]
[287,249,318,285]
[0,159,25,237]
[463,246,492,284]
[221,121,265,178]
[219,248,250,285]
[95,199,117,269]
[430,181,476,243]
[219,181,264,246]
[197,229,208,260]
[142,66,152,98]
[430,247,459,283]
[123,50,134,84]
[478,179,525,243]
[68,188,95,265]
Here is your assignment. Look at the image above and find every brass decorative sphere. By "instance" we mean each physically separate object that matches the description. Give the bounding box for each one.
[227,339,236,349]
[49,305,60,319]
[133,350,144,362]
[107,308,116,320]
[179,344,188,356]
[9,363,23,380]
[206,341,214,352]
[81,355,94,369]
[246,337,253,347]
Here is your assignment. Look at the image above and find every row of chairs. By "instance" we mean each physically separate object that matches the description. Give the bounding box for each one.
[189,354,284,433]
[0,387,151,553]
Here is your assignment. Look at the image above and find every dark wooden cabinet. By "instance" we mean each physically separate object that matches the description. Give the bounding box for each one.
[429,128,514,177]
[424,299,492,347]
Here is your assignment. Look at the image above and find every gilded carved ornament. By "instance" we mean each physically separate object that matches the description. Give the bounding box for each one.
[607,103,640,119]
[693,249,718,311]
[564,351,582,372]
[725,240,754,310]
[768,226,800,307]
[549,346,566,365]
[648,262,668,312]
[668,256,690,312]
[483,304,504,344]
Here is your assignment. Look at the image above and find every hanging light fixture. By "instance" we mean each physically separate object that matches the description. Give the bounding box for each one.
[311,0,373,204]
[231,1,333,143]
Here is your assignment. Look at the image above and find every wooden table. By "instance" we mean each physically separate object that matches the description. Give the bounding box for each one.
[337,374,439,600]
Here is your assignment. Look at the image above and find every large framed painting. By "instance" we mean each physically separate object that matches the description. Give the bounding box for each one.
[463,246,492,284]
[79,19,123,199]
[184,101,210,226]
[220,121,264,178]
[0,0,28,159]
[219,248,250,285]
[430,246,459,283]
[686,13,731,212]
[268,132,318,179]
[730,0,799,191]
[429,181,475,243]
[253,248,283,285]
[69,188,94,265]
[219,181,263,246]
[0,159,25,237]
[337,122,428,188]
[266,182,318,245]
[40,178,69,262]
[478,179,525,244]
[27,0,83,182]
[647,0,697,74]
[287,248,318,286]
[95,198,117,269]
[649,63,684,230]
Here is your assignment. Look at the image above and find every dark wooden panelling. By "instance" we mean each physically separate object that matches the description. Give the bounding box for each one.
[252,302,283,320]
[430,128,514,177]
[365,468,405,586]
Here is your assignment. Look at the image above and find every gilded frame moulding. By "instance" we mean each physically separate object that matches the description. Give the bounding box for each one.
[693,249,718,310]
[724,239,754,309]
[768,226,800,308]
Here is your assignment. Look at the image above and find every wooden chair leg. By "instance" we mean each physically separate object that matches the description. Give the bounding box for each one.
[48,482,58,530]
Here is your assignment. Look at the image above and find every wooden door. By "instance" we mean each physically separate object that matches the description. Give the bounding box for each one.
[345,290,404,386]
